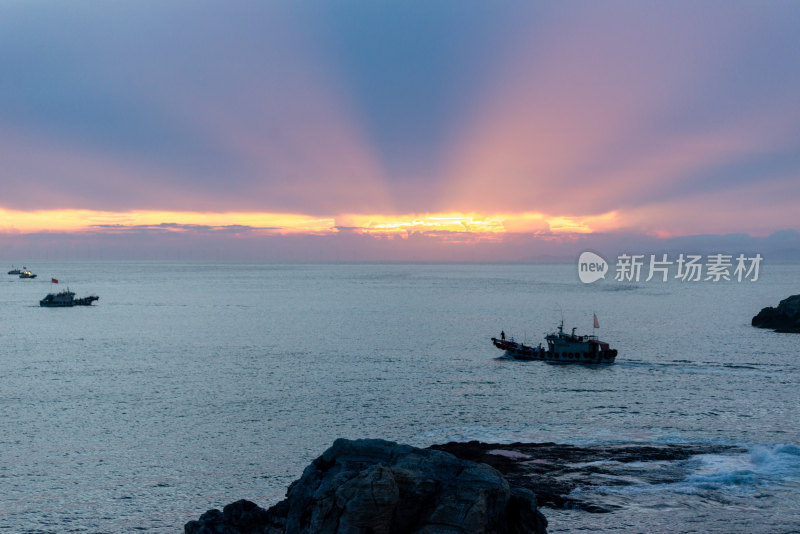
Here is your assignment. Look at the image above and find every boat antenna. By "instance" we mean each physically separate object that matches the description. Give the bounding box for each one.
[554,303,564,334]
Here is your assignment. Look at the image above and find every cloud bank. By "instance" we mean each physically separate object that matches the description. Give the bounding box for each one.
[0,1,798,259]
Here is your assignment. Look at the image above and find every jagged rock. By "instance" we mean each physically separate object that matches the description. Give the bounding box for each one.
[184,500,277,534]
[185,438,548,534]
[752,295,800,333]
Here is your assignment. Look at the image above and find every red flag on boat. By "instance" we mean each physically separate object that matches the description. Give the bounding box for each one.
[593,313,599,329]
[51,278,58,284]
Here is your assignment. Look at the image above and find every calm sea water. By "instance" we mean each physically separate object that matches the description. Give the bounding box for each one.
[1,262,798,533]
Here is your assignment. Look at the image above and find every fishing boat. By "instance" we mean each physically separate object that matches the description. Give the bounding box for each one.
[492,316,618,364]
[542,321,617,363]
[8,266,21,275]
[19,270,37,279]
[40,290,99,307]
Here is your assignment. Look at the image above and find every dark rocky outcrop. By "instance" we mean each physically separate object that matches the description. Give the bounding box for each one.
[185,438,748,532]
[186,500,277,534]
[185,438,548,534]
[752,294,800,333]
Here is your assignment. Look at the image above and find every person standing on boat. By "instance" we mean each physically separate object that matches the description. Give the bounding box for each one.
[501,330,505,341]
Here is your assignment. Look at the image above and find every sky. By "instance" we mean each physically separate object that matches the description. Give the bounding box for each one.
[1,1,799,260]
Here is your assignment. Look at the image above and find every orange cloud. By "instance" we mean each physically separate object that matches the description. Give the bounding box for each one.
[0,209,336,235]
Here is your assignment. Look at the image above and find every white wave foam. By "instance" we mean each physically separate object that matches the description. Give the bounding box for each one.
[693,444,797,481]
[668,444,799,493]
[564,443,800,501]
[748,443,800,480]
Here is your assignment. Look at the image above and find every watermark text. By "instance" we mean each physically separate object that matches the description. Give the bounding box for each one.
[578,252,762,283]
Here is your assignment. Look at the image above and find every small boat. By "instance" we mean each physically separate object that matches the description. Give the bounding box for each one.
[492,318,618,364]
[19,270,37,279]
[40,290,99,307]
[8,266,21,275]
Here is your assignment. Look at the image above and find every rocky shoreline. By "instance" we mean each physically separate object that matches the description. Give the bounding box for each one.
[185,438,744,533]
[431,440,744,514]
[752,294,800,333]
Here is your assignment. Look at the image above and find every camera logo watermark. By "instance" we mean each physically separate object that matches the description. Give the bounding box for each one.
[578,251,608,283]
[578,252,762,283]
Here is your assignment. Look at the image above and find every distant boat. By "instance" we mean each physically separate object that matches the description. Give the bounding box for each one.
[40,290,99,307]
[19,270,37,279]
[8,266,22,275]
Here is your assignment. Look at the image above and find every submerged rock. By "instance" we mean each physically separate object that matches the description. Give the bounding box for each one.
[752,295,800,333]
[185,438,548,534]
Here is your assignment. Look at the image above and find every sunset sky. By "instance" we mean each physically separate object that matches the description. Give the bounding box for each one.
[1,1,798,259]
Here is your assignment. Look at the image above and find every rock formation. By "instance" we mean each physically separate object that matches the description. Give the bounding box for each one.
[185,438,548,534]
[752,294,800,333]
[185,438,749,532]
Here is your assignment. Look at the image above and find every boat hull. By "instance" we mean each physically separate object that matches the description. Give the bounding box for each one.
[541,350,617,364]
[39,296,99,307]
[491,337,618,364]
[491,338,546,360]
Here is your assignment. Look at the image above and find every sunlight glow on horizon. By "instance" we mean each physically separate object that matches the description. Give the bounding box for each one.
[0,208,622,238]
[0,209,336,235]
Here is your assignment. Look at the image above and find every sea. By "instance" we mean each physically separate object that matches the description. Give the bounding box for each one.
[1,261,798,533]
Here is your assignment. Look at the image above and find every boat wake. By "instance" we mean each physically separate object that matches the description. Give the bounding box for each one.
[615,359,780,376]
